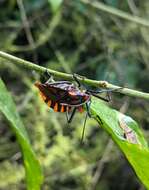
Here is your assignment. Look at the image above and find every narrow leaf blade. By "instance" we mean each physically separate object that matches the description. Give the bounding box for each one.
[0,79,43,190]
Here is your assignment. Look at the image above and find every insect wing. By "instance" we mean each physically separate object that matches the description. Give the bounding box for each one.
[35,81,90,110]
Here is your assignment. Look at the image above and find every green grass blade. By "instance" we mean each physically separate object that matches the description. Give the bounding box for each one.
[0,79,43,190]
[91,97,149,188]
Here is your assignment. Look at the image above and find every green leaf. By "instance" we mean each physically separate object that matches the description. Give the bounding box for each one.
[0,79,43,190]
[48,0,63,13]
[91,97,149,188]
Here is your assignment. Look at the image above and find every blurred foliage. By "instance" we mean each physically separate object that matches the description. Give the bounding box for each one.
[0,0,149,189]
[0,79,43,190]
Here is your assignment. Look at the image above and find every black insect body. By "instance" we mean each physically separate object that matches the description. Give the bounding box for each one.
[35,75,112,141]
[35,81,91,116]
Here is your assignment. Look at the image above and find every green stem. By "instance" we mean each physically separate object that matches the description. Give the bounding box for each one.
[81,0,149,27]
[0,51,149,100]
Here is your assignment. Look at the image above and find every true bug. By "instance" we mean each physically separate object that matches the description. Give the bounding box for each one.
[35,73,115,141]
[35,81,90,116]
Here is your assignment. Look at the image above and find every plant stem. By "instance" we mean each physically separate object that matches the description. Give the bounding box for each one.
[81,0,149,27]
[0,51,149,100]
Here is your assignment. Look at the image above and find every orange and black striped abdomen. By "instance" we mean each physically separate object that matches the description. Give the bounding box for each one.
[35,81,85,113]
[38,90,67,112]
[44,98,68,112]
[35,82,68,102]
[35,82,69,112]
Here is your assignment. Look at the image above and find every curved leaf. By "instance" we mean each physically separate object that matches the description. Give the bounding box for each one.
[91,97,149,188]
[0,79,43,190]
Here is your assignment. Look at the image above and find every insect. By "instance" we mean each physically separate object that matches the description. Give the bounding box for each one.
[35,80,91,117]
[35,73,114,141]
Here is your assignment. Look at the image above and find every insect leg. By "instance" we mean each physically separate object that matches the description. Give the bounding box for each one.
[44,69,54,83]
[91,93,110,102]
[73,73,87,87]
[66,107,77,123]
[86,88,123,102]
[79,101,92,143]
[72,73,81,87]
[86,100,92,117]
[40,69,50,83]
[81,111,88,143]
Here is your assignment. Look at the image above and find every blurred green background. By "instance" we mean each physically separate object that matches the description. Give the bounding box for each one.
[0,0,149,189]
